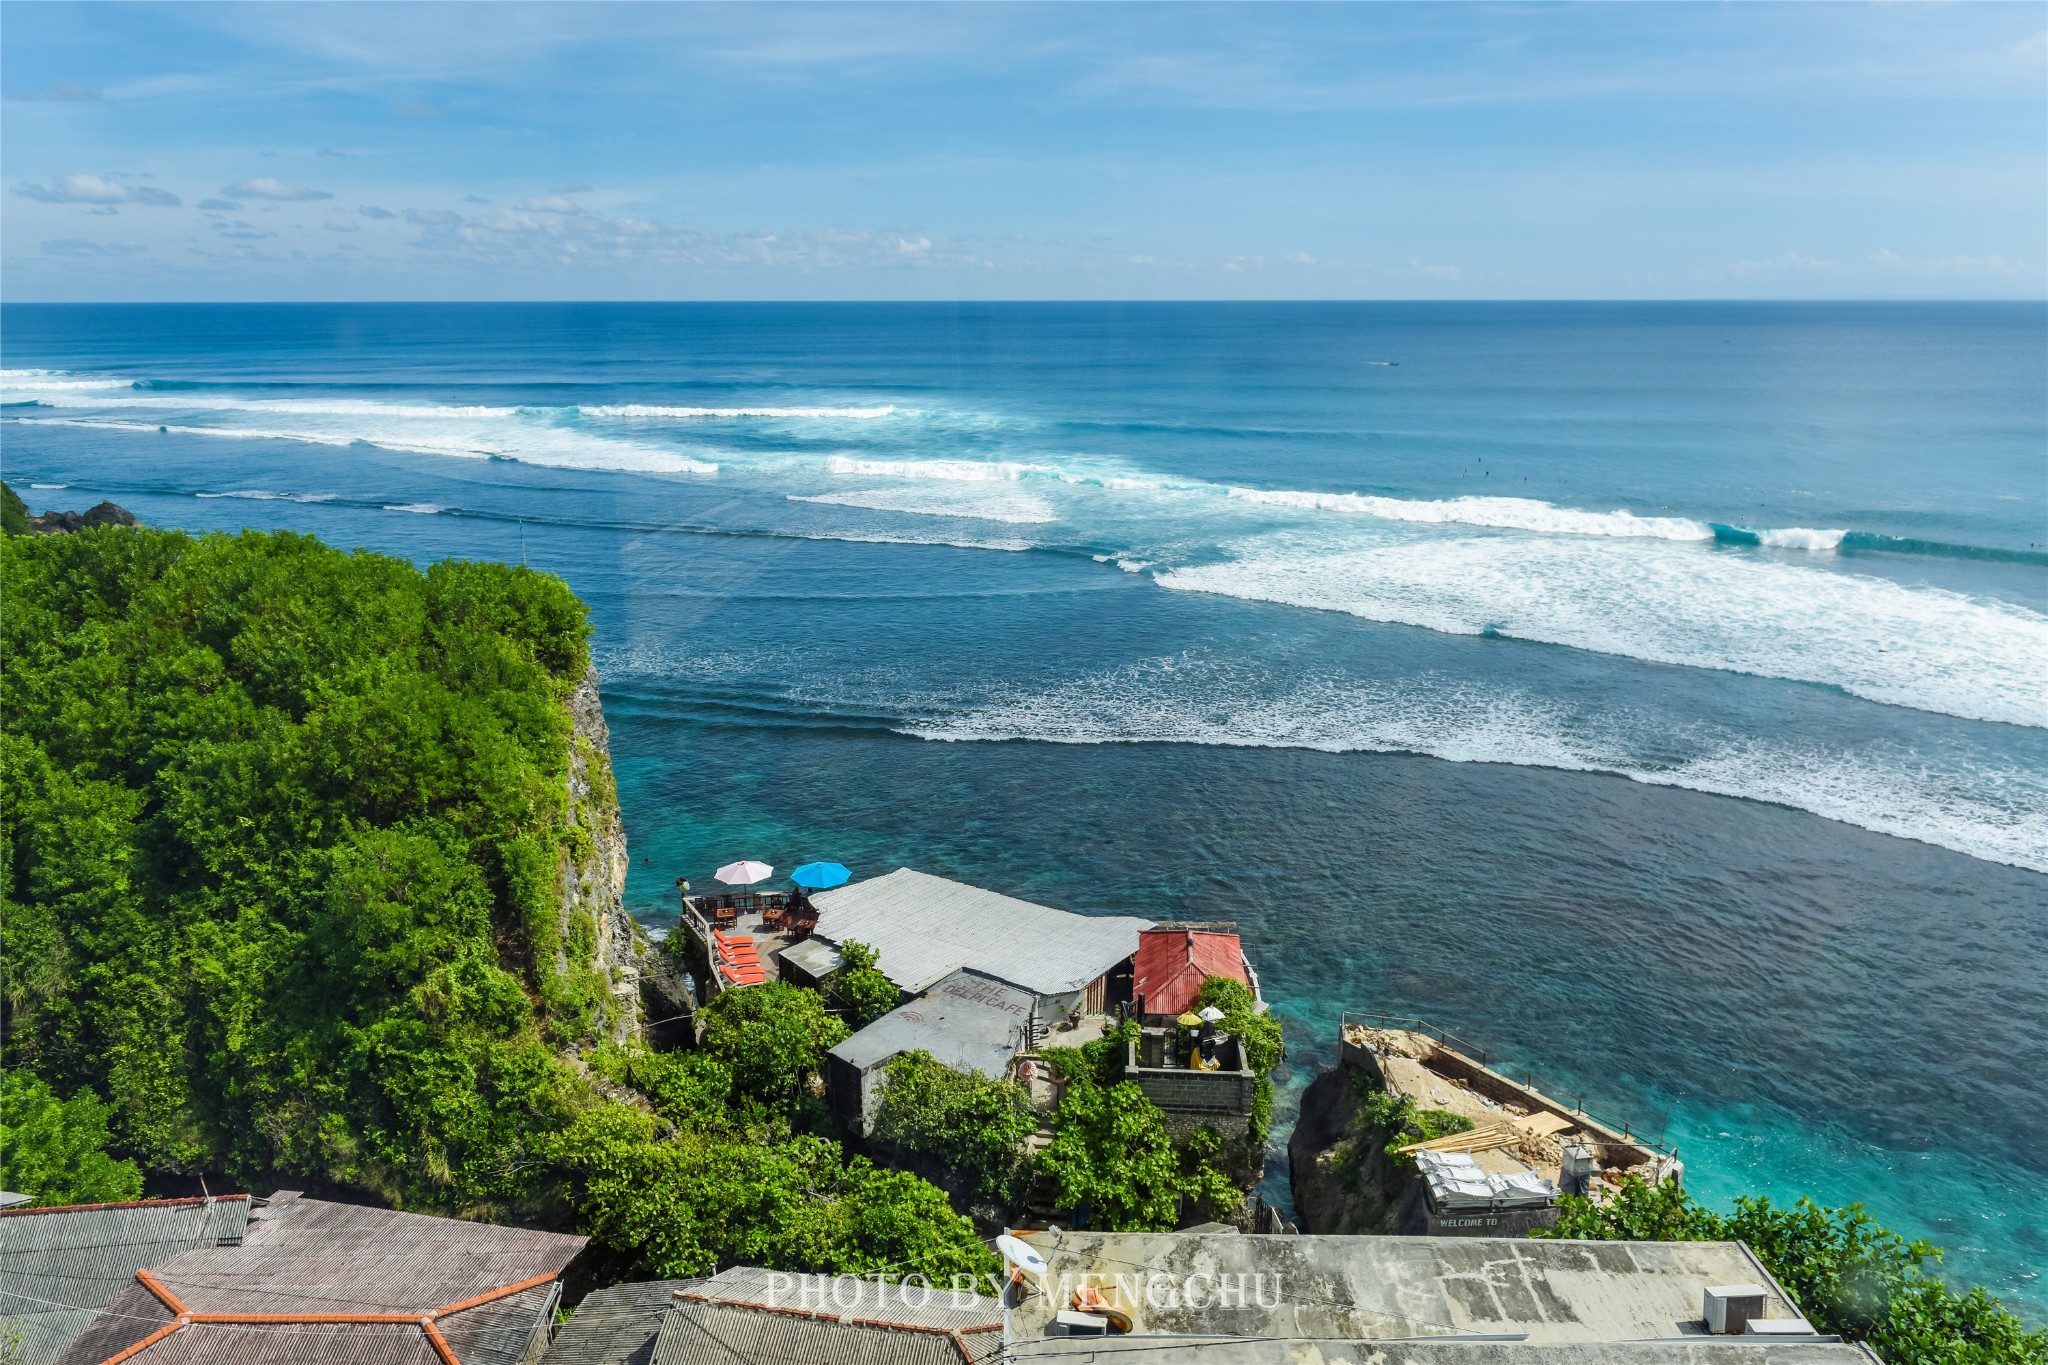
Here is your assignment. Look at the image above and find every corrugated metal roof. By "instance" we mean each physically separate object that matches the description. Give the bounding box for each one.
[54,1195,584,1365]
[0,1196,252,1365]
[540,1281,698,1365]
[1132,928,1248,1019]
[809,869,1152,997]
[829,969,1034,1080]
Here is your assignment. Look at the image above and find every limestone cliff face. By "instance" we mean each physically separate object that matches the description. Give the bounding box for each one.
[559,666,643,1047]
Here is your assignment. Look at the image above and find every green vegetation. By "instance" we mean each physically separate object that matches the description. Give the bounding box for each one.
[0,525,991,1286]
[1195,975,1282,1143]
[872,1050,1036,1205]
[0,1070,143,1206]
[3,525,594,1206]
[556,988,991,1281]
[1,483,29,538]
[830,941,901,1028]
[1038,1025,1238,1230]
[1537,1179,2047,1365]
[1350,1070,1473,1167]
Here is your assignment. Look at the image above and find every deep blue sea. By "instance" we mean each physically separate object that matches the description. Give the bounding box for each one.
[3,302,2043,1311]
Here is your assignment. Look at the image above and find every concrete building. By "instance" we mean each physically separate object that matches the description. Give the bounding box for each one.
[1004,1230,1875,1364]
[778,868,1153,1020]
[58,1191,585,1365]
[826,967,1037,1134]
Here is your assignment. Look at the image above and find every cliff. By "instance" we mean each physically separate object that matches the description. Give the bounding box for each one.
[1288,1055,1428,1235]
[559,667,645,1047]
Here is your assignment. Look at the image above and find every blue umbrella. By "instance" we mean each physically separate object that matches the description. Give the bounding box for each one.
[791,861,851,890]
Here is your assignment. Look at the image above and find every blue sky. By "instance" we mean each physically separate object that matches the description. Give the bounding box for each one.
[3,2,2043,301]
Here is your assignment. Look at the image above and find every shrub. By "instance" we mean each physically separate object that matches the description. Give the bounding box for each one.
[872,1050,1036,1204]
[831,941,901,1028]
[0,1070,143,1206]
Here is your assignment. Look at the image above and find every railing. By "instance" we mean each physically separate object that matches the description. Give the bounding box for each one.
[1338,1009,1677,1159]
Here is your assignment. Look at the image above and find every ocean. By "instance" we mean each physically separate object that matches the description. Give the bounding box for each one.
[3,301,2043,1310]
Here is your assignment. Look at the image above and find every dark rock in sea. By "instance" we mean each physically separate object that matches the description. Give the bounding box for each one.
[30,500,140,534]
[1288,1055,1428,1235]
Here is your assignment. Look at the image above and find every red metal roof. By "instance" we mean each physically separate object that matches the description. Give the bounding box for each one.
[1131,929,1247,1018]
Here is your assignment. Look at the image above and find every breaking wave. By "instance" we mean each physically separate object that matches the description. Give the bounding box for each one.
[901,664,2048,873]
[789,487,1057,524]
[196,489,338,503]
[2,414,719,476]
[582,403,897,420]
[1157,537,2048,729]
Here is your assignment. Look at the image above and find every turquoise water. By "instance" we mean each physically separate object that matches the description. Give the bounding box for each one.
[3,302,2042,1310]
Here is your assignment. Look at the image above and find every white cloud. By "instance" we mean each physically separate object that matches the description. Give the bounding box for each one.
[222,177,334,201]
[41,238,147,256]
[514,194,581,213]
[197,198,241,212]
[323,215,362,233]
[16,173,180,206]
[1411,260,1463,281]
[358,204,396,220]
[1285,252,1317,266]
[1867,248,2024,277]
[1726,250,1840,278]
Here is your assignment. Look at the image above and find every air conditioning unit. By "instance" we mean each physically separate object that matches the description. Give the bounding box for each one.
[1702,1284,1768,1335]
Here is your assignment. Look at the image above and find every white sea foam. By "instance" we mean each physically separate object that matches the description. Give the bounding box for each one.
[1157,535,2048,729]
[29,483,69,490]
[0,368,132,391]
[785,528,1034,552]
[1751,526,1848,551]
[196,489,338,503]
[789,487,1058,524]
[382,503,445,515]
[583,403,896,420]
[1225,486,1853,550]
[4,414,719,475]
[824,454,1057,482]
[902,664,2048,872]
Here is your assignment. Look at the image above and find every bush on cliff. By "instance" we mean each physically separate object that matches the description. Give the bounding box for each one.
[872,1049,1036,1204]
[1,526,596,1208]
[0,1070,143,1206]
[1537,1179,2047,1365]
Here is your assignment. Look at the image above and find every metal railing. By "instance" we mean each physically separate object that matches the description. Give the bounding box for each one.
[1338,1009,1676,1158]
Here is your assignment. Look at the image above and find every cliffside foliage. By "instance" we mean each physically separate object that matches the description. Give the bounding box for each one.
[1196,975,1282,1143]
[1350,1070,1473,1167]
[872,1050,1036,1204]
[0,1070,143,1206]
[2,525,596,1209]
[1538,1179,2047,1365]
[564,988,993,1281]
[830,941,901,1029]
[1039,1027,1238,1230]
[0,525,994,1288]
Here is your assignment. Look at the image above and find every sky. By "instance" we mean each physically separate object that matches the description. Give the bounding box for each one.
[2,2,2043,302]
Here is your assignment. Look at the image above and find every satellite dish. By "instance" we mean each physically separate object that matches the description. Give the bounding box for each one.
[996,1234,1050,1283]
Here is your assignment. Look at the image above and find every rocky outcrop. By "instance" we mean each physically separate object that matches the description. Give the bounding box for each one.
[1288,1057,1427,1235]
[560,666,643,1047]
[34,499,140,533]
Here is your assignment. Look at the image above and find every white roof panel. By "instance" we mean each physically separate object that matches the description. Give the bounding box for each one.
[809,868,1153,997]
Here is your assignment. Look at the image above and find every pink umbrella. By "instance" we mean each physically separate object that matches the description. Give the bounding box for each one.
[715,859,774,886]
